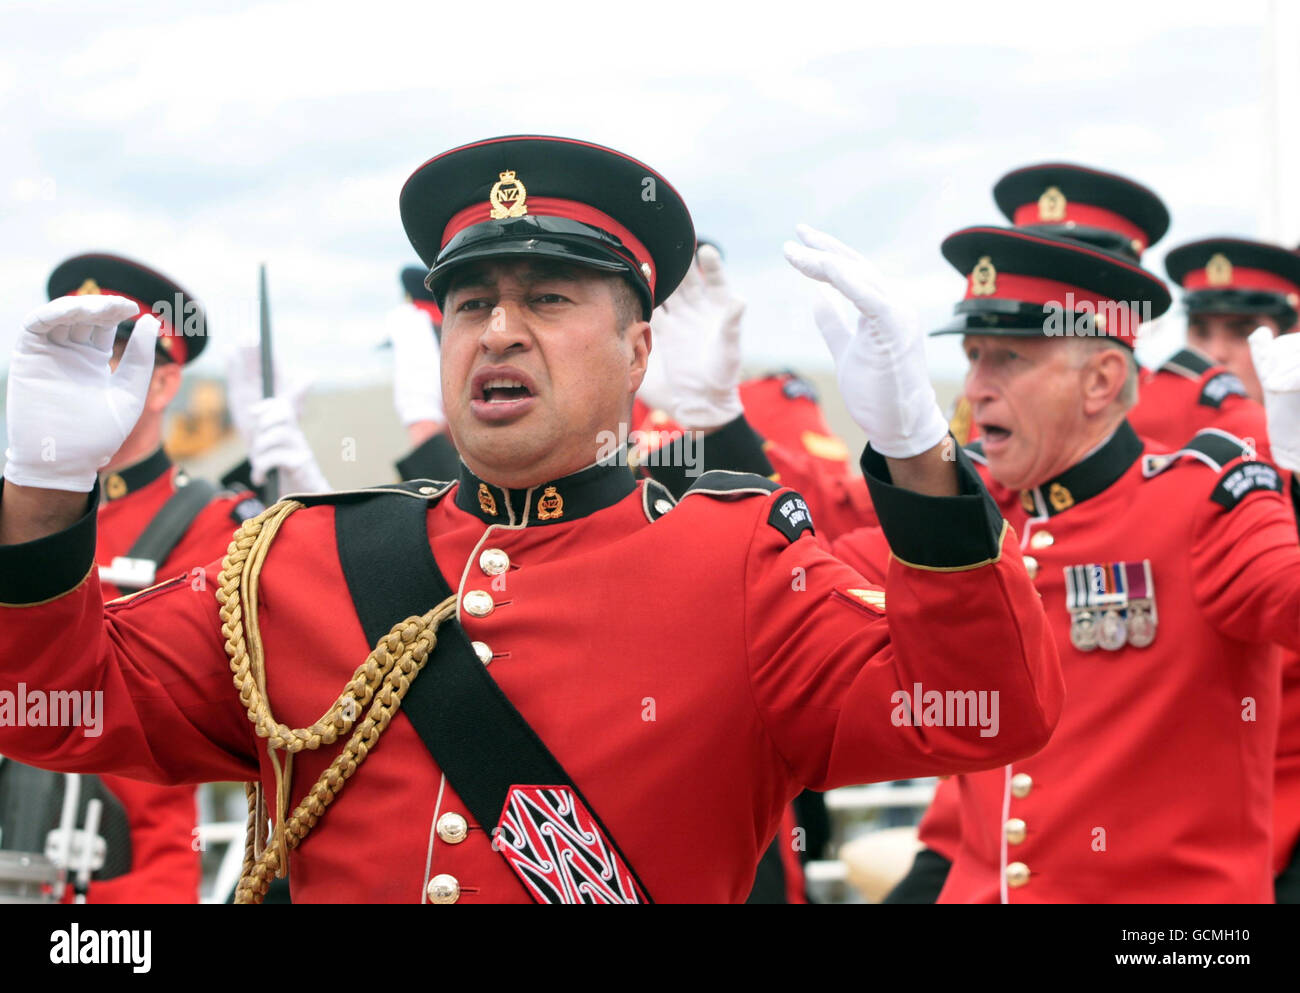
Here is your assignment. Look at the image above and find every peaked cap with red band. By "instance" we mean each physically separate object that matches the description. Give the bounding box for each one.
[401,265,443,325]
[1164,236,1300,331]
[994,162,1170,261]
[399,136,696,319]
[930,226,1171,348]
[47,253,208,365]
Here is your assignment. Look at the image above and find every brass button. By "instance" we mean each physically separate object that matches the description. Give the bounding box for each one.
[471,641,493,665]
[463,590,494,618]
[1029,531,1054,550]
[1006,861,1030,888]
[426,873,460,904]
[1010,772,1033,798]
[1023,555,1038,579]
[479,548,510,576]
[653,499,673,514]
[436,812,469,845]
[1005,817,1027,845]
[419,485,436,496]
[105,474,127,499]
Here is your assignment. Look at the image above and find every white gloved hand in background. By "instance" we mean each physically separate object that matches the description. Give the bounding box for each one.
[784,223,948,459]
[649,244,745,430]
[5,295,157,492]
[387,304,444,428]
[247,395,331,494]
[1249,326,1300,473]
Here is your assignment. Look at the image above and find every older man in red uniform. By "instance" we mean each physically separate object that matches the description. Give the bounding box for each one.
[0,136,1063,904]
[808,226,1300,901]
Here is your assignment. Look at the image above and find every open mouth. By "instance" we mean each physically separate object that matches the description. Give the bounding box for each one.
[470,367,539,422]
[480,378,533,403]
[979,423,1013,448]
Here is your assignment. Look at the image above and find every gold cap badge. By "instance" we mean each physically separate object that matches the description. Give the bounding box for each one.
[75,278,101,295]
[971,256,997,297]
[537,485,564,521]
[1038,186,1067,222]
[1206,253,1233,287]
[477,482,498,516]
[489,170,528,220]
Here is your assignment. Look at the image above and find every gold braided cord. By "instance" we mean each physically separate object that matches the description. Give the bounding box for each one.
[215,500,457,904]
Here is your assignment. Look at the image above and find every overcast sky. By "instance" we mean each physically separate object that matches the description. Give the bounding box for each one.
[0,0,1287,389]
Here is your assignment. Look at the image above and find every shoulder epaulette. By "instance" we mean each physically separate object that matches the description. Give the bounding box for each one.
[963,439,987,465]
[777,371,820,403]
[290,478,456,509]
[1159,347,1214,381]
[1142,429,1282,510]
[680,471,814,542]
[641,478,676,522]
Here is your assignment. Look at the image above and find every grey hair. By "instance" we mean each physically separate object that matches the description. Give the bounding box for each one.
[1068,335,1139,411]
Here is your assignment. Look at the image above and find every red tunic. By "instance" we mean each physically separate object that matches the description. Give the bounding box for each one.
[833,423,1300,902]
[86,447,260,903]
[0,454,1061,903]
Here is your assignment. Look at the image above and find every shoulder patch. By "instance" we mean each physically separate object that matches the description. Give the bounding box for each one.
[768,491,815,543]
[1198,370,1248,408]
[1160,348,1214,380]
[683,470,781,498]
[1211,461,1284,510]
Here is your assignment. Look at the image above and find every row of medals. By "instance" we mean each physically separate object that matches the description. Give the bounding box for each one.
[1069,599,1157,652]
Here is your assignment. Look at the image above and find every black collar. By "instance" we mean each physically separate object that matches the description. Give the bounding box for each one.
[1018,420,1142,518]
[101,447,172,502]
[454,457,637,526]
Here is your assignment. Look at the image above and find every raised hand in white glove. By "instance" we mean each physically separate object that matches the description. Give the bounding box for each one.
[649,244,745,430]
[387,304,444,428]
[224,341,311,447]
[783,223,948,459]
[247,396,331,494]
[5,295,157,492]
[1248,326,1300,472]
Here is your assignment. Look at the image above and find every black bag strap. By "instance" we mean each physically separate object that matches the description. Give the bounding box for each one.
[126,477,219,566]
[332,493,652,902]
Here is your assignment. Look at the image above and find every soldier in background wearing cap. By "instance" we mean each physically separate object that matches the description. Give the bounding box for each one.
[0,135,1062,903]
[1162,237,1300,902]
[390,266,462,482]
[3,254,266,903]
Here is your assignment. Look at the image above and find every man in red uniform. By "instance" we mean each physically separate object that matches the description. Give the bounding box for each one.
[0,135,1063,904]
[1,255,265,903]
[814,226,1300,901]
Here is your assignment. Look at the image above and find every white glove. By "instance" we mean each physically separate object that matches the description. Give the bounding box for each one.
[1248,326,1300,472]
[247,396,331,494]
[4,295,157,492]
[649,244,745,429]
[387,304,444,427]
[224,341,311,446]
[783,223,948,459]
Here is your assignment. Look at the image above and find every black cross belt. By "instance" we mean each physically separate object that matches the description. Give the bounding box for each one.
[332,493,652,903]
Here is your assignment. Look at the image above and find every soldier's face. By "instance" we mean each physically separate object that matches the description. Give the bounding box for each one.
[1187,313,1280,403]
[962,335,1114,492]
[439,259,650,487]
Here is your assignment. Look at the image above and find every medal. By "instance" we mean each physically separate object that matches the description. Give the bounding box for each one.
[1070,610,1099,651]
[1098,608,1128,651]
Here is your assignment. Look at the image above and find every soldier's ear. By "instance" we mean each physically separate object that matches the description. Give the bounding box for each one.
[627,321,651,394]
[147,359,184,413]
[1081,346,1128,417]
